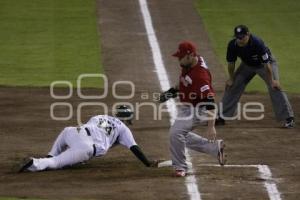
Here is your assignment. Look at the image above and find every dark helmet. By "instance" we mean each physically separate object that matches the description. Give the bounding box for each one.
[115,105,134,124]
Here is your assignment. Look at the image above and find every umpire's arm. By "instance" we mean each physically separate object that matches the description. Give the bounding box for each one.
[264,62,281,90]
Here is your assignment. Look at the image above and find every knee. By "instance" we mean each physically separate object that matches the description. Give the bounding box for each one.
[170,126,181,138]
[63,126,74,132]
[170,125,190,136]
[170,127,186,142]
[61,126,74,136]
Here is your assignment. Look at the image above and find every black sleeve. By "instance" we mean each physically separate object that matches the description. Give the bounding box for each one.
[130,145,151,167]
[226,40,237,63]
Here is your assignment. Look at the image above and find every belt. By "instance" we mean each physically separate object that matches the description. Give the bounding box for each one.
[84,127,91,136]
[92,144,96,157]
[84,127,96,157]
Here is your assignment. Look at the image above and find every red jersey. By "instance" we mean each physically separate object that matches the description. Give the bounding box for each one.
[179,56,215,106]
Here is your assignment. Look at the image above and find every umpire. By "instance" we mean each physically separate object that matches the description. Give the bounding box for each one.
[217,25,294,128]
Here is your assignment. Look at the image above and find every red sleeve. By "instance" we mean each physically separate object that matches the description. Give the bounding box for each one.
[194,70,214,99]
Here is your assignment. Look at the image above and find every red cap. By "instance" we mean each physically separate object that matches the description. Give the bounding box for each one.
[172,41,197,59]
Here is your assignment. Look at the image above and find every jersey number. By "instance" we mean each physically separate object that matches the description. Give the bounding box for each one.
[97,119,115,136]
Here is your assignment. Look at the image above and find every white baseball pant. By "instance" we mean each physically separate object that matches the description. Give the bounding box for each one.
[28,127,94,171]
[170,105,219,171]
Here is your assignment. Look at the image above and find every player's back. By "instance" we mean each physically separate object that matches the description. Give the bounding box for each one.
[83,115,124,155]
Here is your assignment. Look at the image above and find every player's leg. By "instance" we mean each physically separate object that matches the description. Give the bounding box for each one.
[186,132,218,156]
[256,60,294,124]
[170,105,194,172]
[220,63,256,119]
[26,128,94,171]
[48,127,74,156]
[187,112,226,165]
[28,147,94,171]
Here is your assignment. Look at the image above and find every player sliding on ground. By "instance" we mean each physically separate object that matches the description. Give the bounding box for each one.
[19,105,160,172]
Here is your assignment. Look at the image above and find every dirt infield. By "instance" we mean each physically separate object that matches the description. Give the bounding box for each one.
[0,0,299,199]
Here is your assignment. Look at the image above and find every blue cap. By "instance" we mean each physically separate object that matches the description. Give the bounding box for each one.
[234,25,249,38]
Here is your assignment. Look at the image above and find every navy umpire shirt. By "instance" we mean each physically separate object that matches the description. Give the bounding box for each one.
[226,34,272,68]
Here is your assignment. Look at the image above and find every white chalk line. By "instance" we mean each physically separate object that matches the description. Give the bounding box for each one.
[138,0,201,200]
[137,1,282,200]
[159,161,282,200]
[199,164,282,200]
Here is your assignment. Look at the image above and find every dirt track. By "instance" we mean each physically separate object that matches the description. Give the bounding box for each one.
[0,0,300,199]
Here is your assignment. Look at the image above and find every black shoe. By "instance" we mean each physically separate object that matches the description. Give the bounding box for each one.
[19,158,33,173]
[215,117,225,126]
[284,117,295,128]
[46,155,53,158]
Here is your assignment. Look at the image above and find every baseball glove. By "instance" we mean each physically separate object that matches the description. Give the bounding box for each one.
[158,87,178,103]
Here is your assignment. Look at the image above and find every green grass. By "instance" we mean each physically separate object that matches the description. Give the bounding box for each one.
[195,0,300,93]
[0,0,103,88]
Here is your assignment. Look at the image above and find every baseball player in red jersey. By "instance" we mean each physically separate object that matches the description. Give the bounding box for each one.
[159,41,226,177]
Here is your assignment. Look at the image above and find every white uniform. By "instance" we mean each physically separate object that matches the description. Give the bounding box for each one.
[27,115,137,171]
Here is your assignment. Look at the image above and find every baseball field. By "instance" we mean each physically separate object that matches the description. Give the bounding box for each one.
[0,0,299,200]
[196,0,300,93]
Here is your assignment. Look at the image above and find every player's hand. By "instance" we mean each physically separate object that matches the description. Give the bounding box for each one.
[149,159,165,168]
[206,126,217,142]
[225,79,233,90]
[271,80,281,90]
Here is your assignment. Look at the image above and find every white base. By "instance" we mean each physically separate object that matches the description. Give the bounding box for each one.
[158,160,192,168]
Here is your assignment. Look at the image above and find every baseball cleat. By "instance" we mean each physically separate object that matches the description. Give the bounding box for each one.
[217,140,226,166]
[284,117,294,128]
[174,170,186,177]
[19,158,33,173]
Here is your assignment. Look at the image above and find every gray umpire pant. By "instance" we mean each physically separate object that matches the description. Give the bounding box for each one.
[220,59,294,121]
[170,105,219,171]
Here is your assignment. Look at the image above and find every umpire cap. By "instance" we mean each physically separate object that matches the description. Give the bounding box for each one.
[234,25,249,39]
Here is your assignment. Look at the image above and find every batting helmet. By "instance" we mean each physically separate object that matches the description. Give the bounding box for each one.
[115,105,134,124]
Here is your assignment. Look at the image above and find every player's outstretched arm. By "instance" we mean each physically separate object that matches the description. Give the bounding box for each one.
[130,145,159,167]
